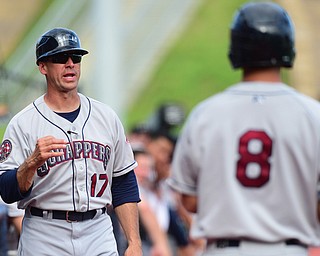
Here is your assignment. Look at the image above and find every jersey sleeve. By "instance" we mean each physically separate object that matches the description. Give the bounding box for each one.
[0,119,33,203]
[112,115,137,177]
[111,170,140,208]
[167,111,199,196]
[0,169,32,203]
[0,117,30,170]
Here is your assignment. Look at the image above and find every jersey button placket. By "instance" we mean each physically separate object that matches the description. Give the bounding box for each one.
[75,161,88,211]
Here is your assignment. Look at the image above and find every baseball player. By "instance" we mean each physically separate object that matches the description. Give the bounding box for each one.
[168,2,320,256]
[0,27,142,256]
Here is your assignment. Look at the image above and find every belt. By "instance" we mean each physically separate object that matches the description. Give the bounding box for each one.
[212,239,307,248]
[30,206,106,222]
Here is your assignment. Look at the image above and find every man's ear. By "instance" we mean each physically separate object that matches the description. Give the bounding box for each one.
[38,62,47,75]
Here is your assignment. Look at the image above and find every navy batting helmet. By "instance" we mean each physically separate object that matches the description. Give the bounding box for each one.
[36,27,88,65]
[228,2,295,69]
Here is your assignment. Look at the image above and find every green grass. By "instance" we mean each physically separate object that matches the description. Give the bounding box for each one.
[124,0,248,130]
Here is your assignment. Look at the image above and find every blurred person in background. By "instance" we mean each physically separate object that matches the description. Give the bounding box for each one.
[133,145,172,256]
[0,199,24,256]
[0,202,8,256]
[146,131,204,256]
[128,103,205,255]
[128,126,203,255]
[6,200,24,253]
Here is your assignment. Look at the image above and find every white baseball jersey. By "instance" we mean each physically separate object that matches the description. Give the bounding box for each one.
[168,82,320,246]
[0,93,137,212]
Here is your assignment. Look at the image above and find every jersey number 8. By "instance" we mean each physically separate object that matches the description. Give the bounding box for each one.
[236,130,272,188]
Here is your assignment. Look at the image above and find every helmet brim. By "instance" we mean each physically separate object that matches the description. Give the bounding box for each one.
[36,47,88,65]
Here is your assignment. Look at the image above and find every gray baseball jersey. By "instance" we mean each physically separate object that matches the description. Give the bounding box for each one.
[168,82,320,246]
[0,93,137,212]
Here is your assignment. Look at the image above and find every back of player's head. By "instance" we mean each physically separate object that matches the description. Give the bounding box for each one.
[36,27,88,65]
[228,2,295,69]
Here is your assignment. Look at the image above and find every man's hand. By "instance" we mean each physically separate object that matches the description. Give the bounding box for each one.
[124,243,142,256]
[17,136,66,193]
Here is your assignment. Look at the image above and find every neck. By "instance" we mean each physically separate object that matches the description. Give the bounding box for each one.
[242,67,282,82]
[44,91,80,112]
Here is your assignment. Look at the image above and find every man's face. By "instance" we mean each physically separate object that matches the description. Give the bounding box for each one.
[147,136,174,181]
[38,53,82,93]
[134,153,155,187]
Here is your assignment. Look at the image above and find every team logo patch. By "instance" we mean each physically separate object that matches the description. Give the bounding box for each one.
[0,139,12,163]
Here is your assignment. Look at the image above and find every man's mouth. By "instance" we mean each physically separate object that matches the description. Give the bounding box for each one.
[64,73,75,78]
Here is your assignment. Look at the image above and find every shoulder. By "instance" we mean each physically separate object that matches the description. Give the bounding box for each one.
[79,94,117,115]
[79,94,124,129]
[187,92,224,121]
[7,95,45,127]
[293,92,320,122]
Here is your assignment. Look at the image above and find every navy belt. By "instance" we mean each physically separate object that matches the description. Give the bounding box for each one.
[30,206,106,222]
[214,239,307,248]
